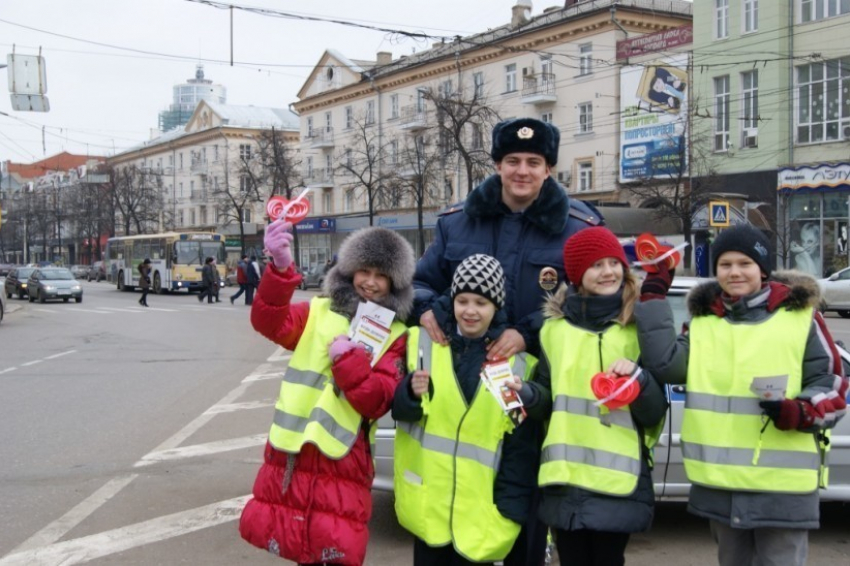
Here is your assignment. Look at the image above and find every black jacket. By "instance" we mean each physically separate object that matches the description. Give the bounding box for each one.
[392,294,541,523]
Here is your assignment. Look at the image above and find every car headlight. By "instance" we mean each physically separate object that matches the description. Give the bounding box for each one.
[72,285,81,291]
[44,285,56,291]
[21,283,27,288]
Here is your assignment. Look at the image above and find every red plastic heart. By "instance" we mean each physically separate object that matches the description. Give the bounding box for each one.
[590,372,640,410]
[266,195,310,224]
[635,233,680,273]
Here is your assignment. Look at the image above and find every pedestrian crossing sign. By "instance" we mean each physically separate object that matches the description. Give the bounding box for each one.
[710,201,730,227]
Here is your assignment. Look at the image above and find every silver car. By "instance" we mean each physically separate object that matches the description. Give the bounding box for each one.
[818,266,850,318]
[26,268,84,304]
[372,277,850,502]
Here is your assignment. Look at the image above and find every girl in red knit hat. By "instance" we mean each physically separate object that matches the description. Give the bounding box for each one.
[511,226,668,566]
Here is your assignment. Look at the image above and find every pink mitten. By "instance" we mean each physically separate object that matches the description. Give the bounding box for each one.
[329,335,358,362]
[264,220,294,270]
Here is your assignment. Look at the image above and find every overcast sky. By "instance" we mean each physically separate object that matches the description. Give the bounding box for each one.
[0,0,527,164]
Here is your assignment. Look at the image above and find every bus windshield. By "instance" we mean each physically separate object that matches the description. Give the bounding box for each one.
[174,241,226,265]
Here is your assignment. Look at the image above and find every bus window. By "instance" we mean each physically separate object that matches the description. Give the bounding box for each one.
[174,241,204,265]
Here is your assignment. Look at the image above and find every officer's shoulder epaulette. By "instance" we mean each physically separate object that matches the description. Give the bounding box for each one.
[568,199,602,227]
[438,201,466,217]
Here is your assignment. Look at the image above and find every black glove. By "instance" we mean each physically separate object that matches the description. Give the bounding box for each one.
[640,266,674,299]
[759,399,804,431]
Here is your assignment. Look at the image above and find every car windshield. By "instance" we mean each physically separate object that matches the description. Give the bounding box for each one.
[40,269,74,280]
[17,268,35,278]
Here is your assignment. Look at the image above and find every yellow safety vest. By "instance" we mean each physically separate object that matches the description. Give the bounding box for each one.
[394,327,536,562]
[539,319,660,496]
[268,297,406,460]
[684,307,823,493]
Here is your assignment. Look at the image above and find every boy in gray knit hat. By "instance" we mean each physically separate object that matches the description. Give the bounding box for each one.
[392,254,543,564]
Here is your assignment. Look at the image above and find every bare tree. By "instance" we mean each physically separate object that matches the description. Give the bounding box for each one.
[424,82,500,199]
[105,164,166,236]
[334,113,395,226]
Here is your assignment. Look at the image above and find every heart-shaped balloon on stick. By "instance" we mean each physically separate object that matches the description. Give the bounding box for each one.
[590,371,640,410]
[267,188,312,225]
[634,233,681,273]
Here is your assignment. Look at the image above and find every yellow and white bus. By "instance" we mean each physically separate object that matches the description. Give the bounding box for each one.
[105,232,227,293]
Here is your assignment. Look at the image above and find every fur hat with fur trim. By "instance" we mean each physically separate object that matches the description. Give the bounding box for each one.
[490,118,561,166]
[711,224,772,278]
[563,226,628,286]
[322,227,415,320]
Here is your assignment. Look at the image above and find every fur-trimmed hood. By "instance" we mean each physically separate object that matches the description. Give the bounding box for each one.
[321,227,415,321]
[543,283,570,320]
[463,174,568,235]
[688,270,821,317]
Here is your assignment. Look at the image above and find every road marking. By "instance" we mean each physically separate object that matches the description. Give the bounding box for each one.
[137,434,266,465]
[241,371,285,383]
[32,308,59,313]
[0,367,18,375]
[125,306,178,312]
[267,346,292,362]
[44,350,76,361]
[203,400,274,414]
[96,307,142,313]
[20,360,42,367]
[66,308,111,314]
[0,495,251,566]
[9,474,139,554]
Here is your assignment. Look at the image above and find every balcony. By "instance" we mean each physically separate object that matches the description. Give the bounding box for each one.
[190,190,208,201]
[400,105,429,131]
[521,73,557,105]
[190,160,209,174]
[307,127,335,149]
[305,168,334,189]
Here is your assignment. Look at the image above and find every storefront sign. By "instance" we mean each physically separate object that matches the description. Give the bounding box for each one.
[296,218,336,233]
[778,163,850,191]
[616,25,693,59]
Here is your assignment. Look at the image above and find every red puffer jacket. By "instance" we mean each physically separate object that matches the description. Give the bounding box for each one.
[239,265,406,565]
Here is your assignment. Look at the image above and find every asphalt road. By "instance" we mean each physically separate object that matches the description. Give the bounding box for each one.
[0,280,848,565]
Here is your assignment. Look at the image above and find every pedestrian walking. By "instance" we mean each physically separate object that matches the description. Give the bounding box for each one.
[138,258,152,307]
[635,224,849,566]
[198,257,216,303]
[411,117,603,566]
[393,254,539,566]
[245,255,261,305]
[239,221,415,566]
[230,254,249,305]
[211,258,222,303]
[517,227,668,566]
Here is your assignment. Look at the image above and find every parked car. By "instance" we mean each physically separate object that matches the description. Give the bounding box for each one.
[818,266,850,318]
[26,267,83,303]
[372,276,850,502]
[4,267,35,299]
[298,265,326,290]
[69,264,89,279]
[87,261,106,282]
[0,263,16,277]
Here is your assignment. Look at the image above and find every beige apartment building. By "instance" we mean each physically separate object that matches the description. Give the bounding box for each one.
[292,0,693,259]
[107,100,299,260]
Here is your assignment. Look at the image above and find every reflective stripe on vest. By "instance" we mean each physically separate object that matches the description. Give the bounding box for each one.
[539,319,647,496]
[393,328,535,562]
[268,297,405,460]
[684,307,820,493]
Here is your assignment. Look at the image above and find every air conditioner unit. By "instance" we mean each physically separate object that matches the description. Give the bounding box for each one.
[743,135,758,148]
[522,65,536,77]
[557,171,572,185]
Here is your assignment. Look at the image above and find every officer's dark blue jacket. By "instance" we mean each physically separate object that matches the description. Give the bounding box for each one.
[412,173,602,355]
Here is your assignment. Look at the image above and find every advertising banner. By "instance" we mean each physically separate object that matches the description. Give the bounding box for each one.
[619,54,689,183]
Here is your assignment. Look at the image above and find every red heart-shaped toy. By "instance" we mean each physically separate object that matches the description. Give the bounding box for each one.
[266,195,310,224]
[590,372,640,410]
[635,233,680,273]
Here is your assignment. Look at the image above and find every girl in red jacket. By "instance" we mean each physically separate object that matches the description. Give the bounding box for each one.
[240,220,415,566]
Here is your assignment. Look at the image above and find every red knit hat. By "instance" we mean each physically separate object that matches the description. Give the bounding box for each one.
[563,227,629,286]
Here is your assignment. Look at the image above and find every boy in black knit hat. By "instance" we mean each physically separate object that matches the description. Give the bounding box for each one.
[635,224,848,566]
[393,254,542,565]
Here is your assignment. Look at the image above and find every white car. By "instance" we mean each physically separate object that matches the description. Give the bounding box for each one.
[818,266,850,318]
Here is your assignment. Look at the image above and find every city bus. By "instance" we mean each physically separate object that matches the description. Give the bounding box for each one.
[105,232,227,293]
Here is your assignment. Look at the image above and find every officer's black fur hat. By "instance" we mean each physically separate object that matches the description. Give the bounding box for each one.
[491,118,561,166]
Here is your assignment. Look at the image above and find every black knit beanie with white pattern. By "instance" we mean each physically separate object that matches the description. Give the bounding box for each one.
[451,254,506,309]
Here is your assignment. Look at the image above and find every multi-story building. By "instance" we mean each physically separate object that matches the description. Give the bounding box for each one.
[292,0,693,257]
[158,65,227,133]
[692,0,850,277]
[109,100,299,261]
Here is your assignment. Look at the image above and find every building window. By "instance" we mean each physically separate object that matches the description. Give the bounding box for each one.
[345,106,353,129]
[473,72,485,98]
[715,0,729,39]
[439,79,453,99]
[797,57,850,143]
[190,209,196,226]
[213,145,219,162]
[416,88,427,112]
[741,70,759,147]
[239,144,251,160]
[306,117,314,137]
[323,191,332,213]
[345,148,353,169]
[325,154,332,174]
[471,123,483,150]
[179,182,183,197]
[178,209,184,227]
[179,153,184,169]
[190,180,195,194]
[802,0,850,22]
[579,43,593,76]
[242,208,252,223]
[239,176,250,193]
[505,63,517,93]
[306,156,314,178]
[200,206,207,226]
[578,162,593,192]
[743,0,758,33]
[344,189,354,212]
[541,112,553,123]
[390,140,398,164]
[578,102,593,133]
[390,94,399,119]
[366,100,375,125]
[714,75,730,151]
[324,111,332,132]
